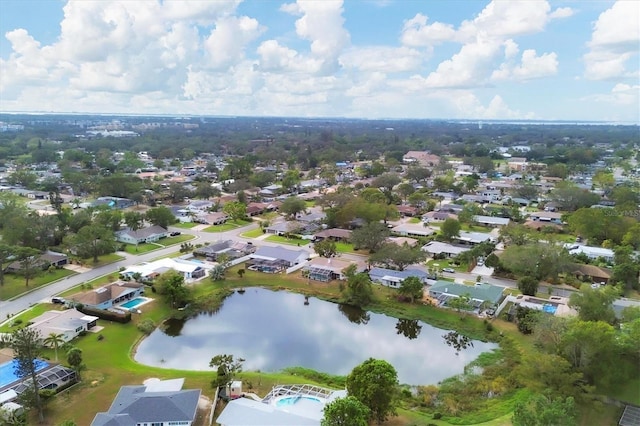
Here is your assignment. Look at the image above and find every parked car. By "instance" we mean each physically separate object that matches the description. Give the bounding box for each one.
[170,231,181,236]
[51,297,65,304]
[441,268,455,273]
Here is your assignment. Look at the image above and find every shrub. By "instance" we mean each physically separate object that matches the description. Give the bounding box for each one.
[433,412,442,420]
[137,318,156,335]
[12,318,23,326]
[97,334,104,341]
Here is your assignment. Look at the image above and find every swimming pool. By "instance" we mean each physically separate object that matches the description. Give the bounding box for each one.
[0,359,50,388]
[542,304,557,314]
[275,396,322,407]
[121,297,147,309]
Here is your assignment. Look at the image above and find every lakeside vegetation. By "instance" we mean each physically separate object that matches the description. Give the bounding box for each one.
[11,262,632,425]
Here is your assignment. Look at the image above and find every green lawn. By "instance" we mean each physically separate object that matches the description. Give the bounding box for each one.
[335,242,359,253]
[408,217,422,224]
[204,219,252,232]
[158,234,195,246]
[304,200,316,208]
[265,235,310,246]
[173,222,198,229]
[241,228,265,238]
[0,269,77,301]
[426,258,470,273]
[77,253,125,268]
[123,243,160,255]
[460,223,493,232]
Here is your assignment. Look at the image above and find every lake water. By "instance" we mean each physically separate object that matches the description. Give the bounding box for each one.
[134,288,497,385]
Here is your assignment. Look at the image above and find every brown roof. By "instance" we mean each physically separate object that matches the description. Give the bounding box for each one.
[571,263,612,279]
[314,228,352,239]
[70,281,144,306]
[523,220,562,230]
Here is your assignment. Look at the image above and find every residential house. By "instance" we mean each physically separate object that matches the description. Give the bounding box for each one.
[28,309,99,343]
[91,378,200,426]
[5,251,68,273]
[186,200,214,212]
[246,201,280,216]
[571,263,612,285]
[116,225,168,245]
[387,237,419,247]
[527,211,563,224]
[422,211,458,223]
[194,240,256,261]
[217,384,347,426]
[454,231,495,246]
[121,258,206,282]
[69,281,145,310]
[396,205,419,217]
[473,215,510,227]
[303,257,358,282]
[566,244,615,263]
[402,151,441,167]
[195,211,229,225]
[313,228,352,242]
[421,241,471,258]
[369,267,429,288]
[264,221,303,235]
[507,157,528,172]
[390,223,435,238]
[249,246,310,270]
[428,281,504,308]
[478,190,502,203]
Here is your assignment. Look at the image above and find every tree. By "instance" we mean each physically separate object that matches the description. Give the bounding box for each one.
[441,218,461,241]
[322,396,370,426]
[123,211,144,233]
[65,224,116,263]
[397,276,424,303]
[15,247,43,287]
[499,223,533,246]
[549,182,600,212]
[281,169,301,192]
[0,244,16,285]
[345,272,374,307]
[210,264,226,282]
[94,208,123,232]
[223,201,247,223]
[145,206,177,229]
[568,285,617,324]
[500,243,571,281]
[8,327,45,422]
[515,306,540,334]
[280,196,307,220]
[512,393,576,426]
[448,294,472,314]
[346,358,399,424]
[405,165,431,183]
[371,173,401,204]
[369,243,426,271]
[351,222,390,252]
[66,347,85,381]
[517,276,539,296]
[209,354,244,389]
[314,239,337,258]
[156,270,191,308]
[396,183,415,201]
[43,333,65,362]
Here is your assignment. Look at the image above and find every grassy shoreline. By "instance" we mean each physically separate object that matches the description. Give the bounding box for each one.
[29,265,629,425]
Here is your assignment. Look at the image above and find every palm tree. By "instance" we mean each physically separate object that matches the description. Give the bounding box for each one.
[43,332,65,362]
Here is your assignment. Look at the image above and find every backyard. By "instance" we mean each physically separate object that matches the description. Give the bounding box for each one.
[264,234,310,246]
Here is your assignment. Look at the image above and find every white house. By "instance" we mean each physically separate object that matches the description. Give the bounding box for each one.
[28,309,99,343]
[121,258,206,282]
[250,246,310,269]
[566,244,615,263]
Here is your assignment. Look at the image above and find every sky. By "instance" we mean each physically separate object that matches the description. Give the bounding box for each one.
[0,0,638,123]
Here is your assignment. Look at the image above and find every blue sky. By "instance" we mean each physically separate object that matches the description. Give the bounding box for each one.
[0,0,638,122]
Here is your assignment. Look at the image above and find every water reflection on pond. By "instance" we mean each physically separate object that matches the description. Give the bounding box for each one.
[134,288,497,384]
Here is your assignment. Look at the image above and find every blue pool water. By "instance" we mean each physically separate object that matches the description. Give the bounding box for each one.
[543,304,557,314]
[121,298,146,309]
[0,359,50,388]
[276,396,322,407]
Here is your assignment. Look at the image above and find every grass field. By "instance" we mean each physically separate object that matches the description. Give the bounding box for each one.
[78,253,124,268]
[335,241,358,253]
[265,235,310,246]
[204,219,252,232]
[123,243,159,255]
[0,269,77,301]
[0,303,60,332]
[240,228,264,238]
[158,234,195,246]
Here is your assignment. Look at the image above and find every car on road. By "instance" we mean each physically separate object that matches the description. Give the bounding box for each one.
[441,268,455,273]
[51,297,65,304]
[169,231,181,236]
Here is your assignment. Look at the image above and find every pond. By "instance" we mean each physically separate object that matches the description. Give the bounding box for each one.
[134,288,497,385]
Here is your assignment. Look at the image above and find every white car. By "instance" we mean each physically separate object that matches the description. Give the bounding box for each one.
[441,268,455,273]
